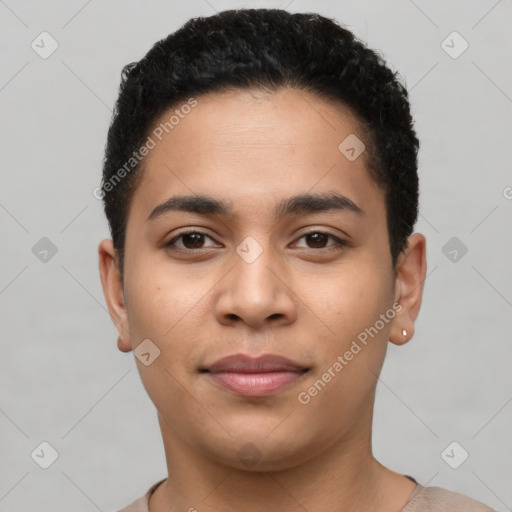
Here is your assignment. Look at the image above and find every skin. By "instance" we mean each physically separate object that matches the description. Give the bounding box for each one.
[99,87,427,512]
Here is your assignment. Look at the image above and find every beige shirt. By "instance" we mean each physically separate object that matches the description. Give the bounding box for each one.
[117,478,496,511]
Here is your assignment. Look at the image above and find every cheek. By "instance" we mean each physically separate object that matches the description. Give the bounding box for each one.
[124,274,204,423]
[311,265,389,329]
[125,261,200,337]
[124,262,209,370]
[305,265,393,376]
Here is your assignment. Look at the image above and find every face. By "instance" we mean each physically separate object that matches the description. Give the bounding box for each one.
[99,87,425,471]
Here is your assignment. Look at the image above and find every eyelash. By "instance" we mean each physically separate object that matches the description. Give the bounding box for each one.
[165,229,347,254]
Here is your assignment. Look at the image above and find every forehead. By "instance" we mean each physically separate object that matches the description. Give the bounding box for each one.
[129,87,384,225]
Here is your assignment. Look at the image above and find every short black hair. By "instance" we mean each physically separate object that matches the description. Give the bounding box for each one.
[100,8,419,281]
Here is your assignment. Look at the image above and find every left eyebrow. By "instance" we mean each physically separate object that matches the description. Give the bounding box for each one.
[147,191,365,222]
[275,192,365,218]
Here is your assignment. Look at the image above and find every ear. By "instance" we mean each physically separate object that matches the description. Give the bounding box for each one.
[389,233,427,346]
[98,239,132,352]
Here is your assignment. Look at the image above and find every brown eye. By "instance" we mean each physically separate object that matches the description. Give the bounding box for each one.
[294,231,346,250]
[305,232,329,248]
[180,233,206,249]
[166,231,217,251]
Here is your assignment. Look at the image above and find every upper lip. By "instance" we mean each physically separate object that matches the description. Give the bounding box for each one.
[202,353,309,373]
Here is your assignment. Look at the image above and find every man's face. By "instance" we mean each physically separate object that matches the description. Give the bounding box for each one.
[110,87,401,469]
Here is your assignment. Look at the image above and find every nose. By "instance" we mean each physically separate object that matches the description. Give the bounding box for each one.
[214,240,297,330]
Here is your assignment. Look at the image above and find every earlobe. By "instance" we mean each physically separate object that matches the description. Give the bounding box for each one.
[117,335,132,353]
[98,239,132,352]
[389,233,427,346]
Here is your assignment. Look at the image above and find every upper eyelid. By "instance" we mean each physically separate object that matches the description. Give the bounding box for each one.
[170,231,218,247]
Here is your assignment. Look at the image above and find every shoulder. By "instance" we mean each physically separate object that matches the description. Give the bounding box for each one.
[402,484,495,512]
[116,479,166,512]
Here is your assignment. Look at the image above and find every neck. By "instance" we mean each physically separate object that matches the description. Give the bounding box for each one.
[149,404,416,512]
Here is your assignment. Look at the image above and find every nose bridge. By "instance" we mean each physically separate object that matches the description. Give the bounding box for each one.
[215,235,296,327]
[236,236,277,298]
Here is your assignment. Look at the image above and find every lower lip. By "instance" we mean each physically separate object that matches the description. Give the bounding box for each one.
[206,371,307,397]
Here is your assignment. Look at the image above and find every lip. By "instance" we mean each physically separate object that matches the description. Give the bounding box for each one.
[201,353,309,397]
[204,353,308,373]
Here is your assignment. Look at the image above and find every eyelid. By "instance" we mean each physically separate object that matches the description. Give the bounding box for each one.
[296,225,351,241]
[166,228,220,249]
[291,230,347,250]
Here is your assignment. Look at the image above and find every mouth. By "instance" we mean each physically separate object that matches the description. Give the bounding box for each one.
[200,353,310,397]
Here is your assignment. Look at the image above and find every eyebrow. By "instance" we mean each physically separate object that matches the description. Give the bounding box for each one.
[147,192,365,222]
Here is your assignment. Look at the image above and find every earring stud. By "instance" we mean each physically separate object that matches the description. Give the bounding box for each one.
[402,329,407,337]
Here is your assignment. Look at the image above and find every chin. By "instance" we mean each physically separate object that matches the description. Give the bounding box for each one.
[200,427,325,473]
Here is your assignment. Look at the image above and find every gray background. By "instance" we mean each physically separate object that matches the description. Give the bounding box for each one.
[1,0,511,510]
